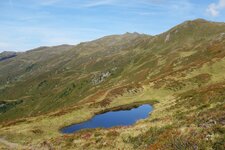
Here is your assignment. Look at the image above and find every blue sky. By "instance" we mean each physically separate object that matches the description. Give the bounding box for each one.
[0,0,225,52]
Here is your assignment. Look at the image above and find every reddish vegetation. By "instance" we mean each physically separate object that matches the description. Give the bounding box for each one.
[49,105,82,117]
[176,81,225,108]
[79,90,108,104]
[81,133,92,140]
[31,129,44,134]
[106,84,143,98]
[2,119,27,127]
[98,98,112,107]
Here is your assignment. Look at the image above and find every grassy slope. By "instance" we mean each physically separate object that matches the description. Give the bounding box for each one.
[0,19,225,149]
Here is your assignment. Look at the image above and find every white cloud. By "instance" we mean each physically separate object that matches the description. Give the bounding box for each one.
[207,0,225,17]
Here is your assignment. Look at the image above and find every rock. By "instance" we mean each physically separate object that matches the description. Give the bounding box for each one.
[165,33,171,42]
[91,71,111,85]
[91,67,117,85]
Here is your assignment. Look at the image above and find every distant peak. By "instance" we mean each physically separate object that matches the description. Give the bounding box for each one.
[123,32,151,37]
[177,18,225,29]
[192,18,208,23]
[181,18,209,25]
[0,51,16,54]
[124,32,140,35]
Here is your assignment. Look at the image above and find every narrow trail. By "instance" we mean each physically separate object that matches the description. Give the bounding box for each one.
[0,138,22,149]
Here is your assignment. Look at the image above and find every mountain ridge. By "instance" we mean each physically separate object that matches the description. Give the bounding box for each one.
[0,18,225,149]
[1,18,220,54]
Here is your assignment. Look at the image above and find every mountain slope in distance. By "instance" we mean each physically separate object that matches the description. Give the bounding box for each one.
[0,19,225,149]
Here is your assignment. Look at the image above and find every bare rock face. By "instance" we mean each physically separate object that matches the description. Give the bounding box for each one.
[92,71,111,85]
[165,33,171,42]
[91,67,118,85]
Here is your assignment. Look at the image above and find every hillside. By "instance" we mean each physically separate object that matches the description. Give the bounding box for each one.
[0,19,225,149]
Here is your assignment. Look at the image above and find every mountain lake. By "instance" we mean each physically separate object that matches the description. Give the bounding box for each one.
[61,104,153,133]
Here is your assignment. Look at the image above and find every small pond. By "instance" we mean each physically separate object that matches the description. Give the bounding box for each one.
[61,104,153,133]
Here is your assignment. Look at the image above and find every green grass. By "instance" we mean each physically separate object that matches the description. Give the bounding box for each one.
[0,19,225,149]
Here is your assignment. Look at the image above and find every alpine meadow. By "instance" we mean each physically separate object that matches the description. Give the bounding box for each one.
[0,0,225,150]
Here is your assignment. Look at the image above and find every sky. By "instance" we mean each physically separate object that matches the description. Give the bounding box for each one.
[0,0,225,52]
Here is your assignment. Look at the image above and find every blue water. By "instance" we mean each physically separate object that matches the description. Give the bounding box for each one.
[61,104,152,133]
